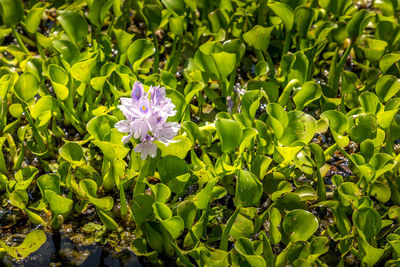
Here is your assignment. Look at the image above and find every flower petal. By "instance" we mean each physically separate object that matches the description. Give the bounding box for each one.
[115,120,131,133]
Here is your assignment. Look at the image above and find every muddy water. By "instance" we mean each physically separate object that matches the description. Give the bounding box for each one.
[0,233,142,267]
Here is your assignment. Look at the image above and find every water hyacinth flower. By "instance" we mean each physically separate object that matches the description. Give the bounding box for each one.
[115,81,180,160]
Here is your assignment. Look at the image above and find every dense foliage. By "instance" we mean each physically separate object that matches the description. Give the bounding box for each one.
[1,0,400,266]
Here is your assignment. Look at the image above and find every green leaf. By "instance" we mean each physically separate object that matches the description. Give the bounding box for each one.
[59,142,86,167]
[25,2,48,34]
[71,54,98,84]
[113,29,134,53]
[161,216,185,239]
[266,103,288,139]
[92,140,130,160]
[52,40,80,65]
[211,52,236,79]
[157,156,188,184]
[359,92,382,114]
[132,194,154,226]
[48,64,69,100]
[353,207,382,241]
[0,230,46,260]
[375,75,400,103]
[356,236,384,266]
[87,114,118,141]
[150,183,171,203]
[166,89,185,121]
[80,179,114,211]
[235,170,263,207]
[348,113,378,143]
[194,179,217,210]
[346,9,374,41]
[37,174,60,199]
[371,182,391,203]
[30,95,57,120]
[379,53,400,74]
[295,6,315,39]
[162,0,185,15]
[250,155,273,180]
[279,111,316,146]
[127,39,155,72]
[143,5,162,32]
[45,190,73,228]
[283,209,319,242]
[177,200,196,229]
[243,25,274,52]
[293,81,321,110]
[97,209,118,230]
[14,73,39,103]
[57,11,88,46]
[0,0,24,27]
[359,38,387,64]
[153,202,172,220]
[320,110,348,134]
[215,118,243,153]
[241,90,262,121]
[10,189,28,209]
[269,2,295,30]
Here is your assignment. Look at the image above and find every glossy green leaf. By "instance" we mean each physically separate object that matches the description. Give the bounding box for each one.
[353,207,382,240]
[59,142,86,166]
[71,54,98,84]
[48,64,69,100]
[143,5,162,32]
[279,111,316,146]
[57,11,88,45]
[80,179,114,211]
[162,0,185,15]
[293,81,321,110]
[215,118,243,153]
[375,75,400,103]
[153,202,172,220]
[211,52,236,79]
[283,209,319,242]
[157,155,188,184]
[52,40,80,65]
[348,113,378,143]
[0,230,46,260]
[25,2,48,33]
[14,73,39,103]
[10,189,28,209]
[177,201,196,229]
[127,39,155,72]
[235,170,263,207]
[243,25,274,52]
[269,2,294,30]
[0,0,24,27]
[161,216,184,239]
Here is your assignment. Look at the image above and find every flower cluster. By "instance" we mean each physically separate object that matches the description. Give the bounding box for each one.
[115,82,180,160]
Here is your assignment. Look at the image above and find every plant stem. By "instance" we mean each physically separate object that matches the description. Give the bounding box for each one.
[282,28,292,57]
[22,104,46,153]
[57,100,85,135]
[170,37,182,75]
[153,34,159,73]
[133,160,149,196]
[329,43,353,94]
[12,26,29,54]
[277,79,300,107]
[219,207,240,251]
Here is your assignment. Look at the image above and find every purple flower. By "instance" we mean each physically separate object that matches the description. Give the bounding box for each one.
[115,81,181,159]
[134,135,158,160]
[131,81,145,101]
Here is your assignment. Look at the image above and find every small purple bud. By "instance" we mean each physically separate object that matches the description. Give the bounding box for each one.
[131,81,144,101]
